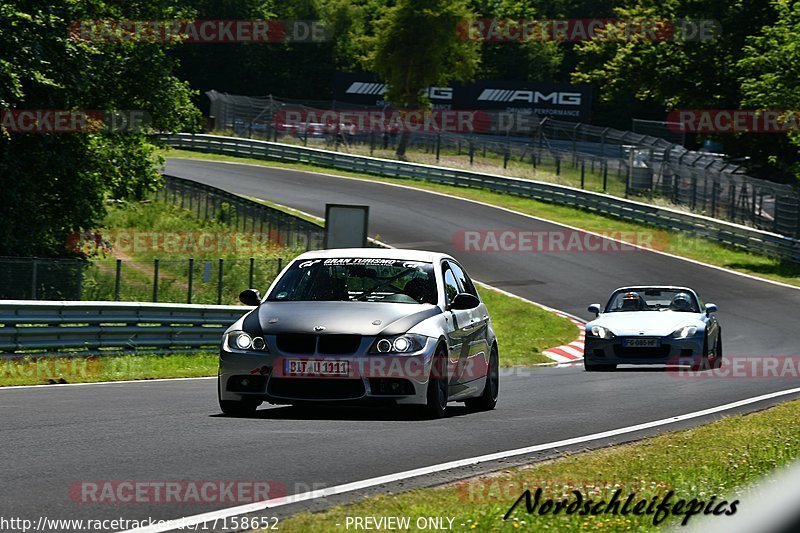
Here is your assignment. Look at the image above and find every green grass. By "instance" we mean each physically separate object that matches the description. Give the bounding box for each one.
[0,352,217,386]
[477,285,576,366]
[163,149,800,287]
[267,399,800,532]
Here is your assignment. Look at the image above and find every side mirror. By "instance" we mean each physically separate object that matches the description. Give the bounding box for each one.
[450,293,480,310]
[588,304,601,317]
[705,303,718,314]
[239,289,261,306]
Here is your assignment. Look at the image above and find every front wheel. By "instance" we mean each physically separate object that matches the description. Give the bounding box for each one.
[424,348,449,419]
[584,361,616,372]
[711,331,723,369]
[219,399,261,417]
[466,347,499,411]
[691,333,713,371]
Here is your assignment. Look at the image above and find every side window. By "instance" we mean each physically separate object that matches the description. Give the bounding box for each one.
[448,261,478,298]
[443,268,460,304]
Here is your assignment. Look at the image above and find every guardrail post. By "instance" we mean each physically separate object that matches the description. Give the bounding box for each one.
[217,258,224,305]
[187,258,194,304]
[436,134,441,162]
[503,146,509,169]
[469,140,475,165]
[602,161,608,191]
[556,157,561,176]
[152,259,159,302]
[114,260,122,301]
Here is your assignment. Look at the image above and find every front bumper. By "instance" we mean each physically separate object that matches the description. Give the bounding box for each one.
[584,335,705,366]
[219,337,437,405]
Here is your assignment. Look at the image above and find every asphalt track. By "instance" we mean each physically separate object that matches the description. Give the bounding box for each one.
[1,157,799,531]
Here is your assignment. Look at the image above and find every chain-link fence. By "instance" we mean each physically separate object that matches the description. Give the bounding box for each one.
[161,175,325,250]
[205,90,800,238]
[1,253,291,304]
[1,175,328,302]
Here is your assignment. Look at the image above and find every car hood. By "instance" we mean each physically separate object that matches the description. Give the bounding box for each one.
[244,301,442,336]
[591,311,702,336]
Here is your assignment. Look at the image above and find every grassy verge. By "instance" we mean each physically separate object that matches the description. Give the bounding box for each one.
[267,399,800,532]
[0,352,217,387]
[164,149,800,287]
[478,286,576,366]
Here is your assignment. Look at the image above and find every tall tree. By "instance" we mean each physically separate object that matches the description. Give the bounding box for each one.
[0,0,200,257]
[738,0,800,182]
[365,0,481,157]
[570,0,795,181]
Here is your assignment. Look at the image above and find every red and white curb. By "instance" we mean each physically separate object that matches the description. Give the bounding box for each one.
[543,315,585,365]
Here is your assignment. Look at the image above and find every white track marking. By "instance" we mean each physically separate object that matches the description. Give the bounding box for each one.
[122,386,800,533]
[170,156,800,292]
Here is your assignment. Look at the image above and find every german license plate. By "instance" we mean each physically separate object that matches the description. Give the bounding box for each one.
[284,359,351,377]
[623,338,661,348]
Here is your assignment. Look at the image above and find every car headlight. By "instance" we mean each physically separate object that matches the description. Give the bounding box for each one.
[224,330,269,353]
[589,325,615,339]
[673,325,698,339]
[369,334,427,355]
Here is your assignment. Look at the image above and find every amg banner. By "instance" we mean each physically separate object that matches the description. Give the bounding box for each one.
[333,73,592,122]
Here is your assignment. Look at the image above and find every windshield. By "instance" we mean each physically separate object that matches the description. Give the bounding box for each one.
[267,258,437,304]
[605,288,699,313]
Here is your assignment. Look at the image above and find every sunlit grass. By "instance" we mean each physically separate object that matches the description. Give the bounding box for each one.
[268,399,800,532]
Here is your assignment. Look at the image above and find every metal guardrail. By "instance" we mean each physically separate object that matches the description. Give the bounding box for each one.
[0,300,252,354]
[160,133,800,264]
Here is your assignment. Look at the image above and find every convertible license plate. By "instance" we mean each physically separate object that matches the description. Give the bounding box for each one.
[284,359,351,377]
[623,338,661,348]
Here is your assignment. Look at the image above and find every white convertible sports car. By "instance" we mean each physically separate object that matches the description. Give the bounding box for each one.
[583,286,721,371]
[218,248,499,418]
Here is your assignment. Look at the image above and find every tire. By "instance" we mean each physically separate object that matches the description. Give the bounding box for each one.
[466,347,499,412]
[711,331,723,369]
[219,399,260,417]
[424,347,449,419]
[691,333,712,371]
[584,361,616,372]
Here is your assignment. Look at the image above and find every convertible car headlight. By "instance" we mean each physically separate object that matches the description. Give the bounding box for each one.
[589,325,615,339]
[673,325,698,339]
[224,330,269,353]
[369,334,427,355]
